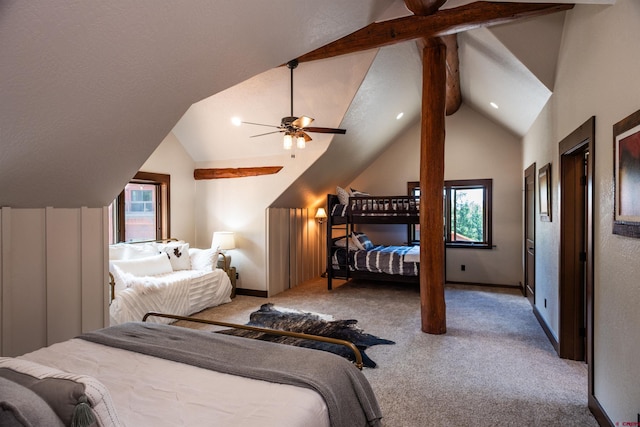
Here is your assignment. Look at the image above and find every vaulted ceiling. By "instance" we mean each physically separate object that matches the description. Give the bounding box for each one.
[0,0,614,208]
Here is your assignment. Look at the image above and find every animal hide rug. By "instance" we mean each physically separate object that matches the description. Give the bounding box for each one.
[217,303,394,368]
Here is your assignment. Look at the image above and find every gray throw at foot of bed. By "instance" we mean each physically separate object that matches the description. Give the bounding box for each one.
[217,303,395,368]
[79,322,382,427]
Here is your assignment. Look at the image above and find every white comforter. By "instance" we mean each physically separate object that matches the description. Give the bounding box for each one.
[109,268,232,325]
[20,339,330,427]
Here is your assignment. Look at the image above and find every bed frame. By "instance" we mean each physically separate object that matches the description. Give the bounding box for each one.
[143,311,365,370]
[326,193,420,290]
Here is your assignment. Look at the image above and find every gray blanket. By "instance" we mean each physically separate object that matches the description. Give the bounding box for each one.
[79,322,382,427]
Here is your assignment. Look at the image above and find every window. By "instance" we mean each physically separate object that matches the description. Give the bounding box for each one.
[109,172,170,243]
[407,179,492,249]
[445,179,492,248]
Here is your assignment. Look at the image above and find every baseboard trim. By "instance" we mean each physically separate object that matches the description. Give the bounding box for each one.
[588,394,613,427]
[235,288,268,298]
[532,305,559,354]
[445,280,520,290]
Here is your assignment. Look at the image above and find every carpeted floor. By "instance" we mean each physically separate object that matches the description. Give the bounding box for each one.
[176,278,598,427]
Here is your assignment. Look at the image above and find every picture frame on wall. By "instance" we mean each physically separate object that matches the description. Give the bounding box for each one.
[613,108,640,238]
[538,163,551,222]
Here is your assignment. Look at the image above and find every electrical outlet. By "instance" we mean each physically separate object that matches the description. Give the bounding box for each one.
[461,264,465,271]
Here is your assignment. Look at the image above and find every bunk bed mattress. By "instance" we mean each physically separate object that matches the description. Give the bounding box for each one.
[333,245,419,276]
[19,338,331,427]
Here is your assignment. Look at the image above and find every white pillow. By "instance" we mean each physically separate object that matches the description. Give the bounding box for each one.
[336,186,350,205]
[189,248,217,271]
[108,245,128,260]
[110,253,173,277]
[158,243,191,271]
[123,243,159,259]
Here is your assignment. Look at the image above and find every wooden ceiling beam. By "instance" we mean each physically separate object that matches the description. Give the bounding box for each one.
[194,166,283,180]
[296,2,573,64]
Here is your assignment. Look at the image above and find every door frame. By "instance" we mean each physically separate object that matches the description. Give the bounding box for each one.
[558,116,595,394]
[524,163,536,303]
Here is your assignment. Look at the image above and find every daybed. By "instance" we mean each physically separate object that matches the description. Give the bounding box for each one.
[326,188,420,290]
[108,240,232,325]
[0,316,382,427]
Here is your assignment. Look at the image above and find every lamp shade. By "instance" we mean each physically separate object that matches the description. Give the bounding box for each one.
[315,208,327,220]
[211,231,236,250]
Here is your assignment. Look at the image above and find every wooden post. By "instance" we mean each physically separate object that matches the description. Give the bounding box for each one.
[420,38,447,334]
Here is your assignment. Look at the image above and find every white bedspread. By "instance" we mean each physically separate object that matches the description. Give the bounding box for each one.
[21,339,330,427]
[403,245,420,263]
[109,269,232,325]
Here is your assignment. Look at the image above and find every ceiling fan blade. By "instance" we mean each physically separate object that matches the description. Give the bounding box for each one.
[250,130,283,138]
[242,121,280,129]
[292,116,314,128]
[303,127,347,135]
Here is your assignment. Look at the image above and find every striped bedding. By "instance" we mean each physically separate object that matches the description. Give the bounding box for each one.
[333,245,419,276]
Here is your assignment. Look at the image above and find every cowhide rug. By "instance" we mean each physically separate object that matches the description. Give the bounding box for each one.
[217,303,394,368]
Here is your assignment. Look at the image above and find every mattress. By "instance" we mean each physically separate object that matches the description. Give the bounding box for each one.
[20,338,330,427]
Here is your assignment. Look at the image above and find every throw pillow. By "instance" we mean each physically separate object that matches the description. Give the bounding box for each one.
[336,186,350,205]
[351,232,374,251]
[110,253,173,277]
[189,248,217,271]
[0,377,65,427]
[159,243,191,271]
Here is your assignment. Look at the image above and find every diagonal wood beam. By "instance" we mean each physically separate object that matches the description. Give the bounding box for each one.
[296,2,573,64]
[404,0,447,16]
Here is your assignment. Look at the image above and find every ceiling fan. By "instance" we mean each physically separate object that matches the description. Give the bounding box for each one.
[241,59,346,151]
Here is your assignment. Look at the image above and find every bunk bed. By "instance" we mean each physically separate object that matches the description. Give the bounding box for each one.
[326,190,420,290]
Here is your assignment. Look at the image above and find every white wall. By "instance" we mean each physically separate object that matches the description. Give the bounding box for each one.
[141,132,197,245]
[351,104,523,287]
[522,1,640,422]
[193,148,328,292]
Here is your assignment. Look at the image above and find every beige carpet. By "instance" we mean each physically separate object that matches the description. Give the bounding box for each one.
[176,278,598,427]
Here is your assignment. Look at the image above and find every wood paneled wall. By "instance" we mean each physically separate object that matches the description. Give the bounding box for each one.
[0,207,108,356]
[266,208,325,296]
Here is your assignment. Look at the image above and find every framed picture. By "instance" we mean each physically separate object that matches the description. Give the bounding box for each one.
[538,163,551,221]
[613,108,640,238]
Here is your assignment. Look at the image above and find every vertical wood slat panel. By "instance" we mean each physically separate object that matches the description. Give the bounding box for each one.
[46,207,82,345]
[81,207,108,333]
[0,208,47,356]
[267,208,290,296]
[266,207,324,296]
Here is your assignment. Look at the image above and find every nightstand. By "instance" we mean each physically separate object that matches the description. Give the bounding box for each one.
[228,266,237,298]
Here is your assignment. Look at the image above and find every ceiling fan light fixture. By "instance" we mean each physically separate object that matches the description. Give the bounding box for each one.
[283,133,293,150]
[296,135,306,149]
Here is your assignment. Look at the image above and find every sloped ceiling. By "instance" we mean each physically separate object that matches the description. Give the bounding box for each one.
[0,0,391,208]
[0,0,614,209]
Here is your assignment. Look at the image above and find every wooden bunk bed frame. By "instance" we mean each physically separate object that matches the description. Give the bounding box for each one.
[326,193,420,290]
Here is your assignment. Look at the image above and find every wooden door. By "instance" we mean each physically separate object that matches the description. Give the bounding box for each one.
[524,163,536,306]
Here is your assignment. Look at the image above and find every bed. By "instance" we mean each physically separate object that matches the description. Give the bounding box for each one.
[326,189,420,290]
[0,315,381,427]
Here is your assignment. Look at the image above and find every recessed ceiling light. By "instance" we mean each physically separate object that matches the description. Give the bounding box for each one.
[490,102,499,109]
[231,116,242,126]
[396,112,404,120]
